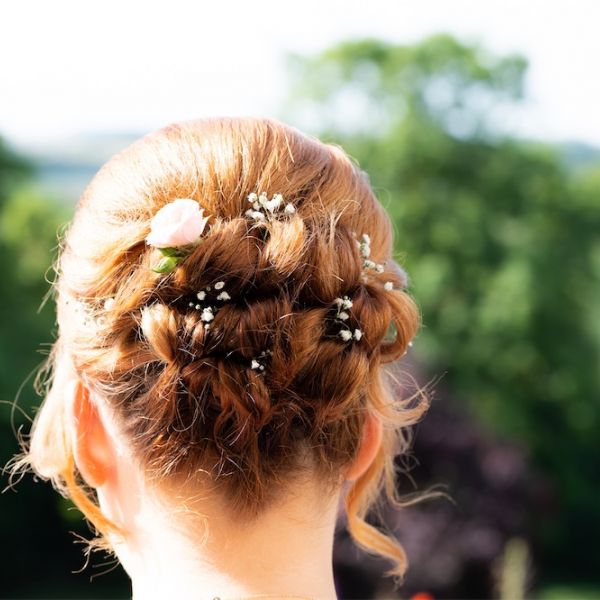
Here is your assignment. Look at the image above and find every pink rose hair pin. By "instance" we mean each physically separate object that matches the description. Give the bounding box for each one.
[146,198,210,273]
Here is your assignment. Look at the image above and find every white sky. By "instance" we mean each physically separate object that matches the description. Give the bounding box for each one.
[1,0,599,148]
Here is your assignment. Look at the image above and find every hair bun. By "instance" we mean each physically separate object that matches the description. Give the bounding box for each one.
[22,118,427,580]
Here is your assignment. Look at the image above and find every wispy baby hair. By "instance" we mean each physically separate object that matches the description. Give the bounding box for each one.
[12,117,428,580]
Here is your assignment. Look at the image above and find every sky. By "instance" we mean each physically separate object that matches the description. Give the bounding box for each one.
[1,0,599,149]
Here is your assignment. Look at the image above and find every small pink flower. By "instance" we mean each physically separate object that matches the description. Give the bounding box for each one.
[146,198,209,248]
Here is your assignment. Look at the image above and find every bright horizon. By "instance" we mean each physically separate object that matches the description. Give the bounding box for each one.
[2,0,599,149]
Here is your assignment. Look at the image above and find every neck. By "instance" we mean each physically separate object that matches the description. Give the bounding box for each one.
[103,479,342,600]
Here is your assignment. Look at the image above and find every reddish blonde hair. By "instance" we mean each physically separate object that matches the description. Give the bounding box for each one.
[12,117,428,579]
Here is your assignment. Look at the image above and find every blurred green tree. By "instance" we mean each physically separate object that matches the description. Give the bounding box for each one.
[0,144,130,597]
[283,33,600,581]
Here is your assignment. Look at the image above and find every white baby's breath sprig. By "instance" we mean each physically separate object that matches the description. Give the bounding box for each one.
[352,231,387,278]
[67,297,113,334]
[358,233,371,258]
[200,307,214,322]
[332,295,362,344]
[250,349,273,373]
[334,295,353,310]
[188,280,232,331]
[339,329,352,342]
[245,192,296,223]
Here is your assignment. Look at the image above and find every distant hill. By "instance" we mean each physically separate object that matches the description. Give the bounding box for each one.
[14,132,142,203]
[559,141,600,170]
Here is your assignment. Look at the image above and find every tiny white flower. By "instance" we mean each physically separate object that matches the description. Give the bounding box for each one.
[247,193,258,203]
[245,209,266,221]
[359,234,371,258]
[201,307,214,322]
[339,329,352,341]
[263,193,283,212]
[408,340,414,347]
[217,291,231,301]
[204,323,211,331]
[342,296,353,309]
[258,192,270,208]
[375,263,385,273]
[188,301,195,307]
[338,311,349,320]
[196,290,206,300]
[251,359,260,369]
[284,203,295,214]
[215,281,225,290]
[104,297,115,311]
[353,329,362,340]
[384,281,394,291]
[195,304,201,310]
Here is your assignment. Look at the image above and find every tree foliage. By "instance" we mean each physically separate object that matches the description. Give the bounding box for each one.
[283,34,600,580]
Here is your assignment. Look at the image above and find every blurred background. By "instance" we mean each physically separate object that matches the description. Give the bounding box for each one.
[1,1,599,598]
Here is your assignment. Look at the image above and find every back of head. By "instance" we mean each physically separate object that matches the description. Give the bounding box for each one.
[17,117,427,579]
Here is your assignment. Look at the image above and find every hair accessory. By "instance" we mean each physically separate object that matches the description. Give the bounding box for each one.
[333,295,362,343]
[187,280,231,331]
[103,297,116,311]
[245,192,296,223]
[353,231,387,276]
[351,230,410,289]
[146,198,210,274]
[250,349,273,373]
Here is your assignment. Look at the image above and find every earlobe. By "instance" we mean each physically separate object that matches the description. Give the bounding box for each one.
[67,378,115,489]
[345,411,383,482]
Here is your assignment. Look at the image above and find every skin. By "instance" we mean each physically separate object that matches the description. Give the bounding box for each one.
[66,375,383,600]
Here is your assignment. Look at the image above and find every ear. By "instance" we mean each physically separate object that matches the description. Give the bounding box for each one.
[345,411,383,482]
[66,378,116,489]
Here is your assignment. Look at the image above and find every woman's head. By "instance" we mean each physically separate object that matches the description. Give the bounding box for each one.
[15,117,427,579]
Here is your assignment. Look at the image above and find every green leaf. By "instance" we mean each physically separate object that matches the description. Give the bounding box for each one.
[152,256,179,273]
[158,246,185,257]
